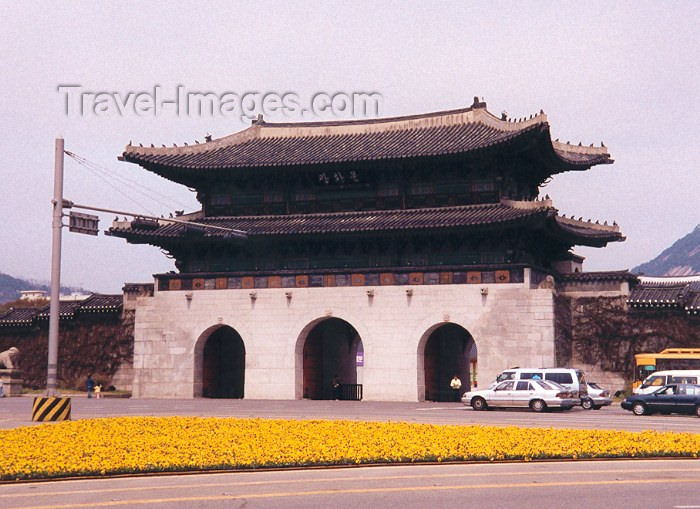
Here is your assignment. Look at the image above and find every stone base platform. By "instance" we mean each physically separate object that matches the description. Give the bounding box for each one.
[0,369,24,397]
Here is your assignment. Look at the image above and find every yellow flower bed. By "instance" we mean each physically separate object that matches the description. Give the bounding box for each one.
[1,417,699,480]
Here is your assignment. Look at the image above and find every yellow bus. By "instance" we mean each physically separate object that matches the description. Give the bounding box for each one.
[634,348,700,387]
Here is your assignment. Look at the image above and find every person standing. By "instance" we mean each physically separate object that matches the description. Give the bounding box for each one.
[450,374,462,402]
[86,374,95,398]
[332,375,342,400]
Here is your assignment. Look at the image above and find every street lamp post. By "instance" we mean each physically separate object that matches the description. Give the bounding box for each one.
[32,137,73,421]
[46,137,64,397]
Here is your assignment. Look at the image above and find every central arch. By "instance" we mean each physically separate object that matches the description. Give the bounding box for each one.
[301,317,363,400]
[195,325,245,398]
[420,323,476,402]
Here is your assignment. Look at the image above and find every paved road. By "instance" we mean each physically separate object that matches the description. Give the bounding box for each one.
[1,459,699,509]
[2,398,699,508]
[2,397,700,433]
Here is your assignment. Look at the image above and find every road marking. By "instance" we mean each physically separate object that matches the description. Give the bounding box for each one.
[3,467,700,499]
[4,478,700,509]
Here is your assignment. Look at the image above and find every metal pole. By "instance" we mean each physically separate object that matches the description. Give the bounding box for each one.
[46,137,64,397]
[65,201,247,237]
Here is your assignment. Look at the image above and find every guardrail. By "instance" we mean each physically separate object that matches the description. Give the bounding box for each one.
[341,384,363,401]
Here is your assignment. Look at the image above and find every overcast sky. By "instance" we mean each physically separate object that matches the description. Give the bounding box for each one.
[1,1,697,293]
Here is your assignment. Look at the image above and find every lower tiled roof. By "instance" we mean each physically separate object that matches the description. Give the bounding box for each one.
[110,203,547,238]
[108,203,623,246]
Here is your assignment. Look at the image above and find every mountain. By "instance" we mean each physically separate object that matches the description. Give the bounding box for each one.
[0,272,87,304]
[633,225,700,276]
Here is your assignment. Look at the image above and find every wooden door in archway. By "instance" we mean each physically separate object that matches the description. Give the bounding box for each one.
[202,327,245,398]
[303,333,324,399]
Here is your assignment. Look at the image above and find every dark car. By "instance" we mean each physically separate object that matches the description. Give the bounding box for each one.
[621,384,700,417]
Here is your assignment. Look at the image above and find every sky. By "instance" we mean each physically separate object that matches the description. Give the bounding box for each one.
[0,1,698,294]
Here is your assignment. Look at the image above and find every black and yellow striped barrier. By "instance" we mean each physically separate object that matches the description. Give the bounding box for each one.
[32,397,71,422]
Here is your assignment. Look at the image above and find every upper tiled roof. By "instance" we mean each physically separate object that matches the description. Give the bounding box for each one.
[628,277,700,314]
[121,100,612,182]
[107,201,624,246]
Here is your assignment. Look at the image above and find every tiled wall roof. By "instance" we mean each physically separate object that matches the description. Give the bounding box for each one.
[558,270,637,282]
[0,294,122,327]
[629,279,700,314]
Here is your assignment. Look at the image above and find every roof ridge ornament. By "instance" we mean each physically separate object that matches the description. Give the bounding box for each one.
[471,96,487,109]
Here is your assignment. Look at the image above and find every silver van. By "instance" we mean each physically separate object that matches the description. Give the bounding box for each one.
[492,368,588,399]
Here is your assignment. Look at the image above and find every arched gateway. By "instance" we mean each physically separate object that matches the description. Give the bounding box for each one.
[421,324,476,402]
[195,326,245,398]
[300,318,363,400]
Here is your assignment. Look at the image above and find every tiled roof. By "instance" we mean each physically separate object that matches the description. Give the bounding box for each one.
[78,294,123,312]
[0,307,43,326]
[36,300,85,320]
[0,295,123,327]
[687,288,700,312]
[108,201,624,246]
[629,279,700,314]
[121,102,612,180]
[558,270,638,282]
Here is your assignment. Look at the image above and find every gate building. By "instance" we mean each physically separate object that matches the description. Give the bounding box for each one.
[109,98,623,400]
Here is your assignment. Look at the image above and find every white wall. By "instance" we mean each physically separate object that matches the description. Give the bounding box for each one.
[131,281,556,401]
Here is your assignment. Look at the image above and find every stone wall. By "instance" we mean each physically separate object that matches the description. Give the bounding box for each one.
[0,312,133,391]
[555,293,700,393]
[131,274,557,401]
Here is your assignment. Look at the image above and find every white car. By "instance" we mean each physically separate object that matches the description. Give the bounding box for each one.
[489,368,588,400]
[581,382,612,410]
[462,379,579,412]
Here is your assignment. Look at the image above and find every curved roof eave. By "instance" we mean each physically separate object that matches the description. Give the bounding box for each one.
[548,216,625,248]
